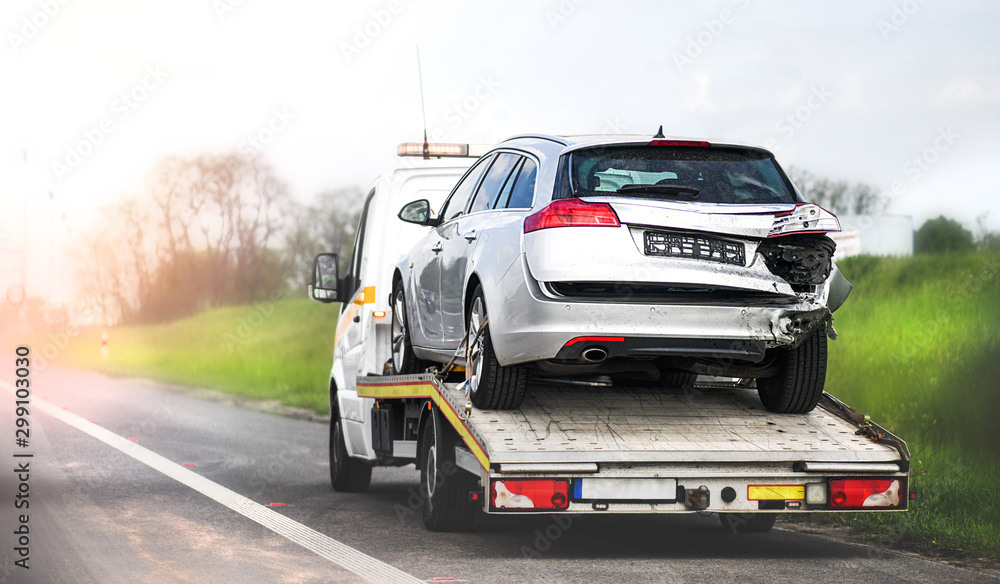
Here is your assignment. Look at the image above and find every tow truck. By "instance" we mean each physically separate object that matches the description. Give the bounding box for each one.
[309,141,910,532]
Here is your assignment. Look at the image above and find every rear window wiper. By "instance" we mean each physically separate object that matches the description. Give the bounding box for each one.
[614,184,700,199]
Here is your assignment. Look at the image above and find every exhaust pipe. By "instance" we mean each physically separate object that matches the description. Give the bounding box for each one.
[581,347,608,363]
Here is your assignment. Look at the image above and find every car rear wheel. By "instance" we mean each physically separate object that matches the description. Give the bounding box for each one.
[329,415,372,492]
[756,327,827,414]
[467,286,528,410]
[391,280,425,375]
[420,416,478,531]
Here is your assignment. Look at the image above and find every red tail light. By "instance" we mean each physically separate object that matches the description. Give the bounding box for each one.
[828,478,903,509]
[649,139,711,147]
[524,199,621,233]
[490,479,570,511]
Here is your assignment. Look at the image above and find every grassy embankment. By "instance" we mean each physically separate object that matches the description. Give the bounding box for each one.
[37,297,340,413]
[29,252,1000,559]
[819,252,1000,560]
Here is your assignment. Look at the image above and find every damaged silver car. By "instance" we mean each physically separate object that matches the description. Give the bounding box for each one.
[393,133,851,413]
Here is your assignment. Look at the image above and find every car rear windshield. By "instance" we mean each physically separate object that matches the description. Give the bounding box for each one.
[557,145,797,205]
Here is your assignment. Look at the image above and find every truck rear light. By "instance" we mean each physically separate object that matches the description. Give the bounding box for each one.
[524,199,620,233]
[491,479,570,511]
[768,203,841,237]
[805,483,827,505]
[828,478,903,509]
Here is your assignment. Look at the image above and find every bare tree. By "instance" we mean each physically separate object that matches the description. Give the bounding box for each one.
[786,167,884,216]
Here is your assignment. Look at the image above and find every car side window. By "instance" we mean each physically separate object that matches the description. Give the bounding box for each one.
[469,153,519,214]
[493,158,524,210]
[505,158,538,209]
[440,155,493,223]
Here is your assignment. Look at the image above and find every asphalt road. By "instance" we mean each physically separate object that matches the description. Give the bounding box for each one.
[1,365,995,584]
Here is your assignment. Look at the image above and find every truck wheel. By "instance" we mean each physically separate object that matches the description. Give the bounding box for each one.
[419,416,477,531]
[757,327,827,414]
[720,513,776,533]
[391,280,425,375]
[467,286,527,410]
[329,416,372,492]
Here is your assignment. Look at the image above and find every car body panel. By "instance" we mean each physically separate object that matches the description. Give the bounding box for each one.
[397,133,845,377]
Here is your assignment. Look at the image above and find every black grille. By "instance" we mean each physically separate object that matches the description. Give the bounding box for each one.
[644,230,745,266]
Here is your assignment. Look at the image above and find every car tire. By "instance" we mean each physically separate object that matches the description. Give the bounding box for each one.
[719,513,777,533]
[329,414,372,492]
[467,286,528,410]
[391,280,426,375]
[420,416,478,532]
[756,327,827,414]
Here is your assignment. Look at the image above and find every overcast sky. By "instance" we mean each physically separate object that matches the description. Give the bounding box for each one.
[1,0,998,300]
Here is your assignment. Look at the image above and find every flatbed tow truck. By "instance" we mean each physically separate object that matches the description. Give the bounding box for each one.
[354,371,908,532]
[310,141,910,532]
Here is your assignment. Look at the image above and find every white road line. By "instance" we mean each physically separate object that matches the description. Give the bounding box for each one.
[1,381,424,584]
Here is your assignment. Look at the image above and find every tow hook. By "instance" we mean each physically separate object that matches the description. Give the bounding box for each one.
[684,485,711,510]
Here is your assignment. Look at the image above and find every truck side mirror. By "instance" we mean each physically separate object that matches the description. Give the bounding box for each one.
[309,253,341,303]
[398,199,438,226]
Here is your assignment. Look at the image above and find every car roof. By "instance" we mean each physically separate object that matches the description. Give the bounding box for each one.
[497,133,772,159]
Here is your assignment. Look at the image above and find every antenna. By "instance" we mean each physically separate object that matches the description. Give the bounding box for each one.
[653,125,665,139]
[416,44,430,159]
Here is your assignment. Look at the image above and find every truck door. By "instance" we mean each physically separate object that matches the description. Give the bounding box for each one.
[337,189,375,392]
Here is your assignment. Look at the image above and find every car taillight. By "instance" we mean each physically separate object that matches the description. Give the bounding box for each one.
[491,479,570,511]
[768,203,841,237]
[828,478,903,509]
[524,199,620,233]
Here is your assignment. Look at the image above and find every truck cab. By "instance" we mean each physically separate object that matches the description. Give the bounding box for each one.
[310,143,488,465]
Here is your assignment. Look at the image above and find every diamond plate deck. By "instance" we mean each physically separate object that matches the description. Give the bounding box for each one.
[447,382,900,465]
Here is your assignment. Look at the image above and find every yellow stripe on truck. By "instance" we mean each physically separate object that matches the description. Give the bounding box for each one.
[357,380,490,471]
[334,286,377,348]
[747,485,805,500]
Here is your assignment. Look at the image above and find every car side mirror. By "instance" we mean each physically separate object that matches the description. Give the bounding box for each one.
[398,199,439,226]
[309,252,341,303]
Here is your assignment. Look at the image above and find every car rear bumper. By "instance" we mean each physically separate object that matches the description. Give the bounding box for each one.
[488,256,831,366]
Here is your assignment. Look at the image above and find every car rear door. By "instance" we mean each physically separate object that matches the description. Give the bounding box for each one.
[437,152,522,345]
[410,155,494,349]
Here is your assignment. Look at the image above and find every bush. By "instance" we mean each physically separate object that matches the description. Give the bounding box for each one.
[914,216,975,254]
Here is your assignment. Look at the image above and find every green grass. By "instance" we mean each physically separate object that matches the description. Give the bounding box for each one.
[818,251,1000,559]
[34,297,340,413]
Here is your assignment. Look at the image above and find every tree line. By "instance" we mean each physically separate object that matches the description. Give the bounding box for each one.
[76,152,362,325]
